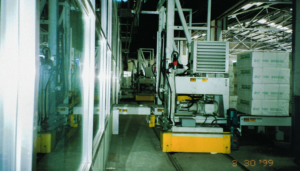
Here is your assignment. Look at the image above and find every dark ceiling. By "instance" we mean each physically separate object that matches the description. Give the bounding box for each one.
[119,0,241,59]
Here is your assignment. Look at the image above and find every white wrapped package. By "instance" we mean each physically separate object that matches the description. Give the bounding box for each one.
[229,61,237,83]
[229,82,237,95]
[237,52,290,69]
[237,67,290,84]
[237,99,289,116]
[237,83,290,100]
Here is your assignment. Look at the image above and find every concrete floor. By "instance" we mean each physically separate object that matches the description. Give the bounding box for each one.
[107,101,300,171]
[37,127,83,171]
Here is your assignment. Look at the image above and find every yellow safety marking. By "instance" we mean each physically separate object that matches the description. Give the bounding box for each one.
[202,78,208,82]
[190,78,196,82]
[123,109,127,112]
[244,118,249,122]
[250,118,256,122]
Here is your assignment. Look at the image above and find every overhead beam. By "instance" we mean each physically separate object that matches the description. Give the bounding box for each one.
[250,0,292,4]
[215,0,247,20]
[172,26,208,30]
[121,37,130,41]
[229,4,272,17]
[140,11,159,14]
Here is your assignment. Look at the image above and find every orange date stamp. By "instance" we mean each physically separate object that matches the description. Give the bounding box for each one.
[232,159,274,167]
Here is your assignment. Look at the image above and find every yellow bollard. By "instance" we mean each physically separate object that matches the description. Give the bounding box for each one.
[149,115,155,127]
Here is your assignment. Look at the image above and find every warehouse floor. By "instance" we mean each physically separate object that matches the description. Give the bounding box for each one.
[106,101,300,171]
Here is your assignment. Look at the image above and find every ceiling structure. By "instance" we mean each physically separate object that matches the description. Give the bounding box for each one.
[117,0,293,61]
[220,1,293,55]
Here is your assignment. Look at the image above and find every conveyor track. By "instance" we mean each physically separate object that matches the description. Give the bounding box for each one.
[152,127,250,171]
[152,128,184,171]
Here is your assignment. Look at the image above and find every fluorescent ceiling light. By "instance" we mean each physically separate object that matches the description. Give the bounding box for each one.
[254,2,263,6]
[202,34,206,36]
[276,25,282,29]
[281,27,289,30]
[192,35,200,39]
[257,19,267,24]
[285,29,293,33]
[268,22,276,26]
[241,4,253,10]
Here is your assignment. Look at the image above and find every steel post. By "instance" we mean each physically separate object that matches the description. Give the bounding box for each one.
[292,0,300,163]
[207,0,211,41]
[49,0,58,59]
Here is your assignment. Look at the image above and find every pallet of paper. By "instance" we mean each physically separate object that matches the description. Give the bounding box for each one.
[229,61,237,95]
[237,83,290,100]
[237,52,289,69]
[230,82,237,95]
[237,67,290,84]
[237,98,289,116]
[229,95,238,109]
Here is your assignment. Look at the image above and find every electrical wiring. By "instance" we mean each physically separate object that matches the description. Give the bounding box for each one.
[44,70,55,122]
[180,95,195,108]
[157,30,166,103]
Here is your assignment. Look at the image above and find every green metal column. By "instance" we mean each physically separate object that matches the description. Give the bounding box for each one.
[292,0,300,164]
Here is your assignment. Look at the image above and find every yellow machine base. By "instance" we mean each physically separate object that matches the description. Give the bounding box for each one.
[135,95,154,101]
[160,131,231,154]
[37,131,56,153]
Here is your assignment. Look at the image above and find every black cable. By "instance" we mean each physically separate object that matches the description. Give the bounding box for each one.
[177,94,195,109]
[211,119,227,125]
[157,30,166,103]
[176,70,188,76]
[172,51,179,62]
[202,115,208,125]
[165,74,172,122]
[202,115,214,125]
[44,70,54,121]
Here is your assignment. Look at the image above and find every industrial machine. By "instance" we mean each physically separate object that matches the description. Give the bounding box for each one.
[134,48,156,101]
[37,2,85,153]
[151,0,232,154]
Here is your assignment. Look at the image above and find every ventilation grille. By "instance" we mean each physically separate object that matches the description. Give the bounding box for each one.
[192,41,228,73]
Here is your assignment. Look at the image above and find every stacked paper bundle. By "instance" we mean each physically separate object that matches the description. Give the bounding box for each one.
[229,61,238,109]
[236,52,290,116]
[229,61,237,95]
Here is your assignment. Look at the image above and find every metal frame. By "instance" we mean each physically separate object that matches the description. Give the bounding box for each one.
[220,2,293,54]
[0,0,39,170]
[173,0,211,41]
[239,116,292,135]
[0,0,122,170]
[112,104,151,134]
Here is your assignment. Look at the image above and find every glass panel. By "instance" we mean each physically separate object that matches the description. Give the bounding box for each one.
[37,2,88,170]
[106,48,112,116]
[93,34,105,141]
